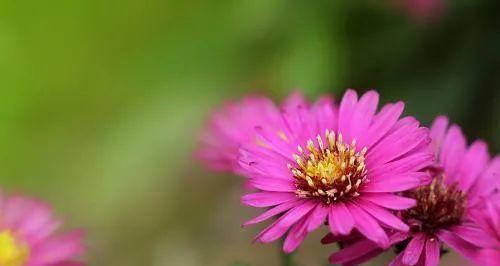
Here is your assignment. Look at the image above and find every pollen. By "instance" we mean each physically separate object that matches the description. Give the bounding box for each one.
[0,230,29,266]
[289,130,368,204]
[402,176,466,235]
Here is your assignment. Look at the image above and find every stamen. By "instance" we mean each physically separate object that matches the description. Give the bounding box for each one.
[402,176,466,235]
[290,130,368,204]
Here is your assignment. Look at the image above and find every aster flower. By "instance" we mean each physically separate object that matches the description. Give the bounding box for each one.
[470,193,500,266]
[0,191,85,266]
[328,116,500,266]
[239,89,433,252]
[196,95,281,173]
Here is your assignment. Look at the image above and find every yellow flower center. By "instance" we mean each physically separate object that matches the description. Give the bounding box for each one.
[289,130,368,204]
[0,230,29,266]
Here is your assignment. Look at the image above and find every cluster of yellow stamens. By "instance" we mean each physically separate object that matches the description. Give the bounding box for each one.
[0,230,29,266]
[288,130,368,204]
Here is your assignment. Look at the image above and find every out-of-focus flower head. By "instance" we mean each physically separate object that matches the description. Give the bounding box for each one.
[196,95,281,173]
[470,193,500,266]
[237,89,433,252]
[328,116,499,266]
[0,190,85,266]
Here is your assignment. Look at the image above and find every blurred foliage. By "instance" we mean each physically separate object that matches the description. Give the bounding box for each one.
[0,0,498,265]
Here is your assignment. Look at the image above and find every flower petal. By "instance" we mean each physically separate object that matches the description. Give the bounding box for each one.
[362,193,416,210]
[305,203,328,232]
[347,202,389,248]
[248,177,295,192]
[365,101,404,149]
[243,199,303,226]
[338,89,358,141]
[328,238,381,265]
[456,140,489,192]
[362,172,431,193]
[424,238,440,266]
[437,229,479,261]
[402,233,426,266]
[241,192,296,207]
[256,201,316,243]
[283,217,308,253]
[355,199,409,232]
[439,125,466,180]
[429,115,449,156]
[349,90,379,146]
[328,202,354,235]
[450,225,498,248]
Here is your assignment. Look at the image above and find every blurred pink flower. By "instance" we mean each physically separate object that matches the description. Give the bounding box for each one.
[328,116,499,266]
[196,95,281,173]
[471,193,500,266]
[0,191,85,266]
[392,0,445,23]
[239,89,433,252]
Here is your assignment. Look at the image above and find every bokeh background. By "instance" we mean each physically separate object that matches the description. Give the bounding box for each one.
[0,0,498,265]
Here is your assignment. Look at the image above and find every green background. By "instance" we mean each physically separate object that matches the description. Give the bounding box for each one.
[0,0,498,265]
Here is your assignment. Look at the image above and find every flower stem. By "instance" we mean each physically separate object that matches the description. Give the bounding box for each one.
[279,240,294,266]
[281,252,294,266]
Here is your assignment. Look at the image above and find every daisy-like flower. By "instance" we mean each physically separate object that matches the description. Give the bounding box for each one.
[328,116,500,266]
[196,95,281,173]
[0,191,85,266]
[471,193,500,266]
[239,89,433,252]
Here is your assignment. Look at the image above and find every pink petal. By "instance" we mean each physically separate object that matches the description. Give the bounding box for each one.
[456,140,489,192]
[425,238,440,266]
[29,230,85,265]
[365,101,404,149]
[469,156,500,203]
[368,126,430,167]
[450,225,498,248]
[429,115,449,156]
[362,193,416,210]
[362,172,431,193]
[280,92,315,142]
[337,89,358,142]
[243,199,303,226]
[347,202,389,248]
[305,203,328,232]
[254,126,295,159]
[283,217,308,253]
[241,192,296,207]
[248,177,296,192]
[439,125,466,180]
[349,90,379,147]
[256,201,316,243]
[402,233,426,266]
[369,152,434,179]
[328,202,354,235]
[437,229,479,261]
[312,95,337,134]
[355,199,409,232]
[477,248,500,266]
[328,238,381,265]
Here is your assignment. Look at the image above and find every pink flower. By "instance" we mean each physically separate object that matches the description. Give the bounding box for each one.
[196,95,281,173]
[239,90,433,252]
[470,194,500,266]
[0,191,85,266]
[328,116,500,266]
